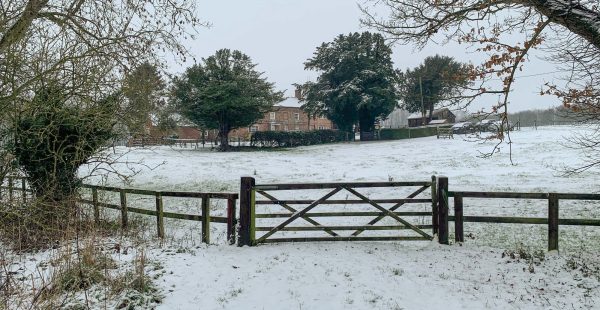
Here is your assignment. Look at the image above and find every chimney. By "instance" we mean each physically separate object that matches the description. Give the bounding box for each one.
[294,87,303,100]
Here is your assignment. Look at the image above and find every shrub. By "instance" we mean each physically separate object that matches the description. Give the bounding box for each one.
[250,130,348,148]
[12,86,117,204]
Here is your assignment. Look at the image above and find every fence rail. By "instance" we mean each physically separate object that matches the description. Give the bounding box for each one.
[1,176,238,245]
[444,190,600,251]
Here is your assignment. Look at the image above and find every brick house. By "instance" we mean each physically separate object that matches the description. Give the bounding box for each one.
[230,89,334,138]
[144,89,335,142]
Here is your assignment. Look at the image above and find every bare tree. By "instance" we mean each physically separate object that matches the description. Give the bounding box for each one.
[362,0,600,165]
[0,0,205,176]
[0,1,205,113]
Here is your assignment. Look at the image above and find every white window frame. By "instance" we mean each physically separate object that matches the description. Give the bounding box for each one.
[270,112,276,120]
[294,113,300,121]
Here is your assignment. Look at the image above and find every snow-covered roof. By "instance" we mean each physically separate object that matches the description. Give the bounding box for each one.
[429,119,449,125]
[407,108,452,120]
[275,97,303,108]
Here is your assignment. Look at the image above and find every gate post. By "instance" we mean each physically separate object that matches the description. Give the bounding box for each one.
[431,175,438,235]
[437,176,449,245]
[548,193,559,252]
[238,177,255,246]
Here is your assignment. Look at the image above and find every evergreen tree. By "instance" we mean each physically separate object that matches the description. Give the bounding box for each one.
[399,55,471,122]
[171,49,283,151]
[304,32,398,139]
[122,62,165,135]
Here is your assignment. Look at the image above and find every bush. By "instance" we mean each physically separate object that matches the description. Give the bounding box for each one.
[250,130,348,147]
[379,126,451,140]
[13,86,117,204]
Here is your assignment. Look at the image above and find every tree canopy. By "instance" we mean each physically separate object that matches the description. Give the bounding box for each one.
[171,49,283,151]
[399,55,472,122]
[304,32,398,139]
[122,62,166,136]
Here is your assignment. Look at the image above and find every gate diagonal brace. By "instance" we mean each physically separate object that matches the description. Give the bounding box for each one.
[342,186,433,240]
[351,185,429,237]
[255,190,339,237]
[255,187,343,243]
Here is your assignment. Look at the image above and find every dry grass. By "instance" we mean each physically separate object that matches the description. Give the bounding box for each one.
[0,194,163,310]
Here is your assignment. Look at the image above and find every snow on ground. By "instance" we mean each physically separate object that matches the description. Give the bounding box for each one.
[18,125,600,309]
[92,126,598,194]
[155,242,599,310]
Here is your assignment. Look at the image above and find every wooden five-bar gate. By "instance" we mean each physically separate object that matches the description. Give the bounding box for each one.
[238,176,441,246]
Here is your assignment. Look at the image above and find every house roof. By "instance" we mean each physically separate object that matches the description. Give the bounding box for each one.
[407,108,453,120]
[428,119,449,125]
[275,97,303,108]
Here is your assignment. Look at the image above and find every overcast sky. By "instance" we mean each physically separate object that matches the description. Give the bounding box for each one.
[167,0,564,113]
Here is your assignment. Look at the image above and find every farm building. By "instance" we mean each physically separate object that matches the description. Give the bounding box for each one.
[407,108,456,127]
[381,107,410,128]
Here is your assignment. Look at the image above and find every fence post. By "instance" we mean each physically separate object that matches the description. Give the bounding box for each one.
[202,195,211,244]
[227,197,237,245]
[238,177,255,246]
[92,188,100,224]
[120,189,128,229]
[548,193,559,251]
[431,175,438,235]
[437,176,449,245]
[454,193,464,243]
[155,192,165,238]
[21,178,26,204]
[8,177,13,202]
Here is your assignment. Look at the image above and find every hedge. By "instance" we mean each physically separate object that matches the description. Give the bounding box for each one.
[379,126,451,140]
[250,130,348,147]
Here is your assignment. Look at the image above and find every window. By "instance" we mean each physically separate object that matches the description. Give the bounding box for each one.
[318,125,325,130]
[249,125,259,133]
[270,124,276,131]
[270,112,276,120]
[294,113,300,121]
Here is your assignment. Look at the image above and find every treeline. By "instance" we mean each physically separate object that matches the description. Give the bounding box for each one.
[508,106,583,127]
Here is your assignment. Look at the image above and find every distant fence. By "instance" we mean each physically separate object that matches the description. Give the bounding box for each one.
[0,176,238,244]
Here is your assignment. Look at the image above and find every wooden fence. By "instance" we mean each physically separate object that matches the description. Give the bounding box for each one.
[0,176,238,244]
[435,177,600,251]
[3,175,600,251]
[238,176,436,246]
[436,127,453,139]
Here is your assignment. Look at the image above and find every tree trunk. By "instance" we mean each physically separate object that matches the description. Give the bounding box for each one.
[527,0,600,50]
[428,103,434,123]
[359,113,375,141]
[219,124,230,151]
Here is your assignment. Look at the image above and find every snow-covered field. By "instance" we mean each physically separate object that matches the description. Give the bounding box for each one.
[6,126,600,309]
